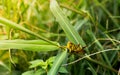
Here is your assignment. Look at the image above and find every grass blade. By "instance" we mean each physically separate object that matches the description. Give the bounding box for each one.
[48,50,67,75]
[87,30,111,66]
[0,40,59,51]
[50,0,85,46]
[74,18,88,31]
[0,40,58,45]
[0,17,57,46]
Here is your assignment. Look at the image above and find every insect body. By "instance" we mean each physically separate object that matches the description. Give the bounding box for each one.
[66,42,85,53]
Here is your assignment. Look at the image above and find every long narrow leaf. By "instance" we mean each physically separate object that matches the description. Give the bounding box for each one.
[0,40,58,45]
[87,30,111,66]
[0,40,59,51]
[50,0,85,46]
[48,50,67,75]
[0,17,58,46]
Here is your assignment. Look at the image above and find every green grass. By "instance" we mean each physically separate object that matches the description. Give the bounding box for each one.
[0,0,120,75]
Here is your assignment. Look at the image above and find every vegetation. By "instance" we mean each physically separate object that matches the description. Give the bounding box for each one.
[0,0,120,75]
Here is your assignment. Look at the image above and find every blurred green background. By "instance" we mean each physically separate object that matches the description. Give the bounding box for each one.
[0,0,120,75]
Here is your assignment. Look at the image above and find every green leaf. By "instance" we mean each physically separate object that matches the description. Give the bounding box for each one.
[74,18,88,31]
[50,0,85,46]
[29,56,56,70]
[22,70,34,75]
[29,60,44,68]
[59,67,68,73]
[48,50,68,75]
[22,69,46,75]
[86,30,111,66]
[46,56,55,67]
[0,40,59,51]
[0,40,58,45]
[34,69,46,75]
[87,61,97,75]
[0,61,10,71]
[0,17,57,46]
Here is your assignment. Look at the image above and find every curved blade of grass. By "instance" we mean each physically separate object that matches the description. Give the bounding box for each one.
[0,61,10,71]
[74,18,88,31]
[87,61,97,75]
[0,40,58,45]
[0,40,59,51]
[48,50,67,75]
[0,17,57,46]
[50,0,85,46]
